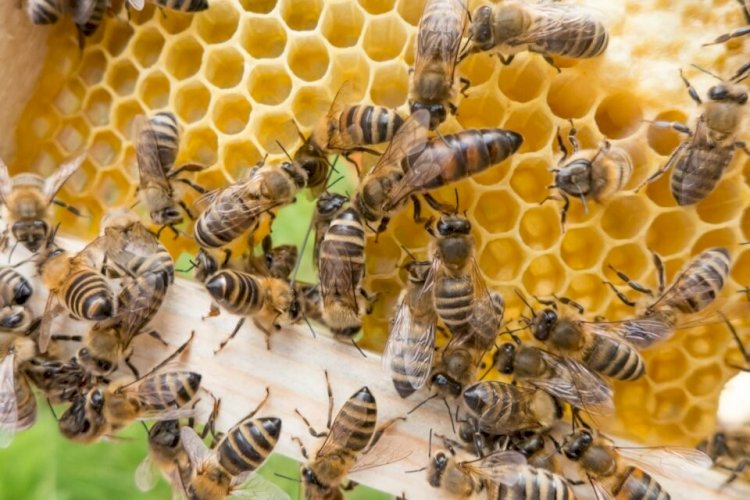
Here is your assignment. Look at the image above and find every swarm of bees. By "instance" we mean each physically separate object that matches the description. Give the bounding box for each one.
[4,0,750,498]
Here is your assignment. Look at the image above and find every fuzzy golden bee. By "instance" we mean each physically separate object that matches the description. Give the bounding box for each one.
[0,152,84,252]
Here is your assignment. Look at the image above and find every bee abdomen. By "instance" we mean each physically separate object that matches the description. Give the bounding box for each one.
[336,387,377,452]
[391,338,432,398]
[0,267,32,306]
[149,112,180,170]
[218,417,281,476]
[27,0,62,24]
[7,377,37,431]
[664,248,729,314]
[76,0,107,37]
[140,372,201,410]
[194,197,259,249]
[205,270,264,315]
[434,276,473,334]
[64,271,113,321]
[584,336,644,381]
[671,148,730,205]
[341,106,404,147]
[496,466,574,500]
[539,17,609,58]
[137,252,175,284]
[157,0,209,12]
[320,207,366,268]
[613,466,670,500]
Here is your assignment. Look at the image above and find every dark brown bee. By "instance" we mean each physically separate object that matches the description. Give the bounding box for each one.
[409,0,467,129]
[383,260,436,398]
[312,192,348,268]
[134,112,206,236]
[385,129,523,211]
[563,430,711,499]
[318,203,373,340]
[462,380,561,435]
[181,408,284,499]
[0,152,85,252]
[58,369,202,443]
[312,81,405,157]
[244,235,298,280]
[464,1,609,64]
[638,70,749,205]
[0,337,38,447]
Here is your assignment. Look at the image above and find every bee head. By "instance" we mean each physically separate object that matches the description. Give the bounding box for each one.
[152,206,183,226]
[301,466,324,488]
[494,342,516,374]
[513,430,545,458]
[405,260,432,284]
[428,451,450,487]
[430,372,464,398]
[0,306,31,332]
[436,215,471,236]
[12,219,49,252]
[281,161,309,189]
[531,308,558,341]
[148,420,181,449]
[408,101,447,130]
[76,346,115,376]
[562,430,593,460]
[58,392,104,441]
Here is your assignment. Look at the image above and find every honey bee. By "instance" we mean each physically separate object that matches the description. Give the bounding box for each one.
[697,427,750,485]
[37,237,114,353]
[124,0,209,12]
[58,361,201,443]
[562,429,711,499]
[384,128,523,213]
[409,0,468,129]
[312,192,348,268]
[464,1,609,65]
[197,251,299,350]
[546,124,632,230]
[383,260,436,398]
[180,403,285,499]
[524,298,645,381]
[0,337,38,447]
[493,342,613,415]
[0,152,85,252]
[508,429,562,473]
[0,265,35,334]
[296,377,403,500]
[244,235,298,280]
[134,112,206,237]
[462,380,562,435]
[0,306,36,334]
[427,444,574,500]
[23,355,92,404]
[312,81,405,158]
[318,202,375,340]
[193,159,308,249]
[26,0,63,24]
[134,419,193,496]
[638,69,749,205]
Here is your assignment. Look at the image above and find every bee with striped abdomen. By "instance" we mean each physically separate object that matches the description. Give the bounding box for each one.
[0,152,85,252]
[134,112,206,238]
[37,236,114,354]
[311,81,405,159]
[383,260,436,398]
[25,0,63,24]
[0,337,38,448]
[562,429,711,499]
[312,192,348,268]
[71,0,109,48]
[0,265,35,334]
[384,128,523,212]
[638,69,749,205]
[462,380,561,435]
[180,394,285,500]
[58,336,201,443]
[545,123,632,230]
[463,0,609,65]
[124,0,209,13]
[409,0,468,129]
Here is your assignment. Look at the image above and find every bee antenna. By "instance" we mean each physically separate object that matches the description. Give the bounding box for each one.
[514,289,536,317]
[176,260,198,273]
[400,245,418,262]
[326,175,345,190]
[428,428,433,457]
[351,338,367,358]
[7,240,18,264]
[408,393,438,415]
[303,316,317,339]
[453,188,460,215]
[275,140,294,162]
[140,421,150,433]
[443,398,456,434]
[732,61,750,83]
[46,399,58,421]
[274,472,302,483]
[690,63,724,82]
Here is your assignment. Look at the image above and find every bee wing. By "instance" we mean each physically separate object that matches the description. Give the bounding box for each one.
[196,175,279,230]
[134,115,171,192]
[530,354,614,415]
[467,260,503,346]
[0,157,12,202]
[506,4,603,47]
[387,137,447,208]
[348,435,412,474]
[179,425,211,469]
[469,382,540,434]
[128,0,146,10]
[615,446,712,481]
[229,473,291,500]
[414,0,466,81]
[461,450,528,483]
[585,316,675,350]
[44,152,86,203]
[0,353,18,448]
[677,299,750,331]
[360,109,430,178]
[118,272,168,343]
[71,0,97,24]
[318,229,361,313]
[591,479,616,500]
[38,294,63,354]
[134,454,159,492]
[326,80,356,127]
[382,296,436,393]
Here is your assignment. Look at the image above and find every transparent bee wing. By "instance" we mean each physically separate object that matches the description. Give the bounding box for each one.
[134,454,158,492]
[179,426,211,468]
[0,156,12,202]
[510,4,603,47]
[414,0,465,80]
[71,0,97,25]
[134,115,172,192]
[616,446,712,481]
[675,299,750,331]
[118,272,168,344]
[194,174,279,233]
[44,152,87,203]
[586,315,675,350]
[128,0,145,11]
[360,109,430,178]
[591,478,616,500]
[349,435,412,474]
[462,450,528,483]
[230,473,291,500]
[38,294,62,354]
[0,353,18,448]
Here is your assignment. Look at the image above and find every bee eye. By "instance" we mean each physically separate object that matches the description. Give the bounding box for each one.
[81,419,91,433]
[709,85,729,100]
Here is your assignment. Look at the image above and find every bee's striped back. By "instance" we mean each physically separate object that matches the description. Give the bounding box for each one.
[217,417,281,476]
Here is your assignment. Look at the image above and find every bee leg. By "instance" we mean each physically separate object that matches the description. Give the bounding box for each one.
[51,199,86,218]
[723,459,749,486]
[607,264,653,296]
[202,302,221,320]
[179,201,196,220]
[723,316,750,370]
[294,408,328,438]
[459,77,471,97]
[291,436,309,459]
[168,163,206,177]
[50,334,82,342]
[199,392,222,440]
[124,355,140,379]
[364,416,407,454]
[498,54,515,65]
[174,178,208,194]
[341,481,359,492]
[650,250,666,295]
[734,140,750,156]
[245,386,271,419]
[214,318,245,354]
[146,330,169,346]
[324,369,334,429]
[448,102,458,116]
[731,61,750,82]
[553,295,585,314]
[679,69,703,105]
[706,24,750,45]
[601,281,637,308]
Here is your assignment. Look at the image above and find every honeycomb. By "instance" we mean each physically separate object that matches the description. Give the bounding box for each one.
[7,0,750,448]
